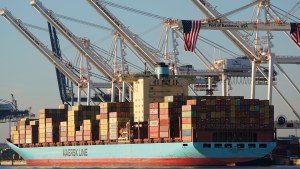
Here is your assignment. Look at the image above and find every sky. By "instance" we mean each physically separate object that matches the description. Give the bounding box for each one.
[0,0,300,142]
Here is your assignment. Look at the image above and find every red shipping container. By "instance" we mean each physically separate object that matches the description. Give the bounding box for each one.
[46,138,53,143]
[160,115,169,120]
[149,126,159,132]
[182,136,192,142]
[149,102,159,109]
[159,108,169,115]
[149,114,159,120]
[60,131,67,136]
[68,136,75,142]
[160,131,169,138]
[46,118,52,123]
[100,108,108,114]
[109,112,117,118]
[182,117,193,124]
[84,131,91,136]
[100,113,108,119]
[159,119,169,126]
[149,132,159,138]
[160,126,169,132]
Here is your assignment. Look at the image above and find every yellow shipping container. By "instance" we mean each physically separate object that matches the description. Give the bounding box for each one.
[100,129,108,135]
[46,127,52,132]
[45,123,52,128]
[109,117,117,123]
[100,124,108,130]
[60,121,67,126]
[26,135,32,139]
[68,131,75,136]
[68,126,75,132]
[39,137,45,143]
[100,119,108,124]
[83,125,91,130]
[159,102,173,109]
[84,120,91,125]
[13,135,19,139]
[182,124,192,130]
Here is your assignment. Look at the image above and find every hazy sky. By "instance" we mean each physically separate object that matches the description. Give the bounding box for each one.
[0,0,300,142]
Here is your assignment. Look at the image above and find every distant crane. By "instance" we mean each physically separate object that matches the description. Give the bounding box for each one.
[0,94,31,123]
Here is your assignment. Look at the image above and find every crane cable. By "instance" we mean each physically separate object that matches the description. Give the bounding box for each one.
[100,0,168,20]
[270,4,300,22]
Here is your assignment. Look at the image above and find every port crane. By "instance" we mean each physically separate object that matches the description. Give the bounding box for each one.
[0,94,30,123]
[0,9,110,105]
[190,0,300,120]
[95,1,280,96]
[30,0,134,102]
[48,22,73,105]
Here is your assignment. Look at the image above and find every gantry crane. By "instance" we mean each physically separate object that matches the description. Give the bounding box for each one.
[30,0,133,102]
[0,9,110,105]
[30,0,114,81]
[86,0,162,68]
[190,0,300,120]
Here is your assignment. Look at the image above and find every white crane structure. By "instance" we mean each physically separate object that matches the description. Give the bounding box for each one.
[29,0,131,102]
[0,9,110,105]
[86,0,162,69]
[190,0,300,120]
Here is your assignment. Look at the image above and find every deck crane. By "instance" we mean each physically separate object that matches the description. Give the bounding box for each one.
[0,9,110,105]
[191,0,300,120]
[85,0,162,68]
[30,0,126,102]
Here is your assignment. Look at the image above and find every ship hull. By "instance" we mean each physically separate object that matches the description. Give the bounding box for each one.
[7,141,276,166]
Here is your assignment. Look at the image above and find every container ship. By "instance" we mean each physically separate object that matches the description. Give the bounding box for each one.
[7,63,276,166]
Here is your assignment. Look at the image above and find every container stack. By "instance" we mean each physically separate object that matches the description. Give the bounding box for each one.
[68,105,100,142]
[60,121,67,142]
[83,120,92,141]
[19,118,30,144]
[75,129,83,141]
[25,120,39,144]
[149,103,159,139]
[159,102,173,138]
[99,102,116,141]
[11,126,19,144]
[181,104,199,142]
[38,108,67,143]
[109,112,118,140]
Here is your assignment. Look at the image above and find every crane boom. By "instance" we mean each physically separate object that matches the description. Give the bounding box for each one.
[191,0,259,61]
[86,0,161,66]
[0,9,80,85]
[30,0,114,81]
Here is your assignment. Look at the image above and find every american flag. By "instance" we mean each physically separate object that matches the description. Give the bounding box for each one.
[182,20,202,52]
[290,23,300,48]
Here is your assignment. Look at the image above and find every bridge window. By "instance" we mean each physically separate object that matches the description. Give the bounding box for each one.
[214,144,222,148]
[237,144,245,148]
[225,144,232,148]
[259,144,267,148]
[248,144,256,148]
[203,144,211,148]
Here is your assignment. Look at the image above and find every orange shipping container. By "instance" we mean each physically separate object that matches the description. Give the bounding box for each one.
[149,103,159,109]
[159,108,169,115]
[160,126,169,132]
[159,119,169,126]
[160,115,169,120]
[149,126,159,132]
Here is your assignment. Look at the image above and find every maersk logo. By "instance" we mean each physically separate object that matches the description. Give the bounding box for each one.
[63,148,88,156]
